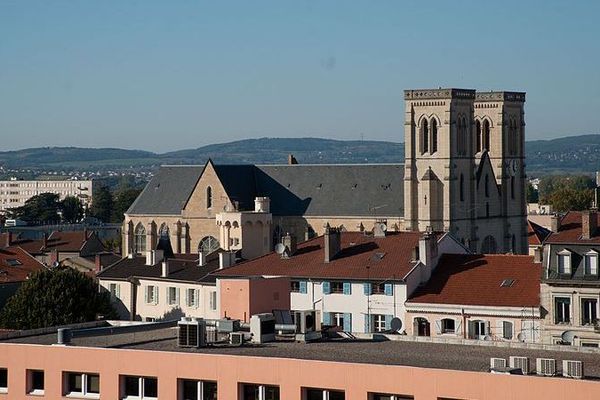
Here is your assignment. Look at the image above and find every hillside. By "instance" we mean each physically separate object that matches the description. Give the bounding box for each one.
[0,135,599,175]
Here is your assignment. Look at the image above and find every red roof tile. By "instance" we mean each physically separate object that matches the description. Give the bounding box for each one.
[44,231,95,252]
[0,233,44,255]
[0,246,46,284]
[407,254,540,308]
[214,231,423,281]
[546,211,600,244]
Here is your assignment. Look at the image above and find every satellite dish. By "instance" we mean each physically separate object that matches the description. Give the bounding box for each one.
[275,243,286,255]
[52,261,60,268]
[390,317,402,333]
[517,332,526,342]
[561,330,576,344]
[379,223,387,232]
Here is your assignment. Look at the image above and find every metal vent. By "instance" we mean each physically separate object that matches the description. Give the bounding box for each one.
[509,356,529,374]
[563,360,583,379]
[536,358,556,376]
[490,357,507,369]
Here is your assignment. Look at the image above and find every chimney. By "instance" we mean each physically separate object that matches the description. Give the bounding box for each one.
[95,254,103,273]
[288,154,298,165]
[83,227,89,240]
[198,250,207,267]
[161,260,169,278]
[582,210,598,240]
[50,249,59,265]
[418,231,438,267]
[373,221,387,238]
[281,233,297,257]
[324,226,341,263]
[43,232,48,248]
[254,197,271,213]
[533,247,543,263]
[5,232,12,248]
[146,249,164,266]
[550,214,561,232]
[219,251,236,269]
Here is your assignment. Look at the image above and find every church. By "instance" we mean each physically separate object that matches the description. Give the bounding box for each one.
[122,88,527,257]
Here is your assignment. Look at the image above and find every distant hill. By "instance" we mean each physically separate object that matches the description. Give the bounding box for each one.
[0,135,599,175]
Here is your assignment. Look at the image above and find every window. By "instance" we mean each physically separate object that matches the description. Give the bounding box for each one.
[167,287,180,306]
[186,288,198,308]
[421,119,429,154]
[459,174,464,202]
[475,120,482,152]
[242,384,279,400]
[555,297,571,324]
[109,283,121,299]
[180,379,217,400]
[431,118,438,154]
[468,320,488,339]
[584,252,598,275]
[134,223,147,254]
[373,314,387,332]
[502,321,513,340]
[371,283,386,295]
[206,186,213,209]
[581,298,598,326]
[510,176,515,200]
[291,281,301,292]
[371,394,414,400]
[557,251,571,274]
[65,372,100,398]
[145,286,158,305]
[210,291,217,311]
[122,376,157,400]
[482,119,490,150]
[333,312,345,328]
[27,369,44,395]
[330,281,344,294]
[0,368,7,393]
[484,174,489,197]
[305,388,345,400]
[441,318,455,334]
[198,236,220,254]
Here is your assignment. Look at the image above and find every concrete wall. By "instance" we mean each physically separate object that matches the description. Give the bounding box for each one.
[1,342,599,399]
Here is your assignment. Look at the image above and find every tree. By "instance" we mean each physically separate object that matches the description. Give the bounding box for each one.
[61,196,84,223]
[547,187,594,212]
[90,185,113,222]
[0,267,116,330]
[8,193,61,224]
[112,188,142,223]
[526,183,539,204]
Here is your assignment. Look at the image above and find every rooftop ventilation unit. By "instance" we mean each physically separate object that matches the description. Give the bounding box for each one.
[178,317,206,348]
[294,310,322,342]
[509,356,530,374]
[250,313,276,344]
[490,358,507,370]
[230,332,245,346]
[563,360,583,379]
[536,358,556,376]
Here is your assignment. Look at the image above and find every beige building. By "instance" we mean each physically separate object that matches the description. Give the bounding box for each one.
[0,178,92,213]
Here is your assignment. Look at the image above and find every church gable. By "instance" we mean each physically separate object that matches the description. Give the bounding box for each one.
[474,152,502,219]
[182,160,232,217]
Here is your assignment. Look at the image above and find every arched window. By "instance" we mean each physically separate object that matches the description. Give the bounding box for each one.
[431,118,438,154]
[481,235,497,254]
[510,176,515,200]
[198,236,220,254]
[414,317,430,337]
[475,120,482,152]
[421,119,429,154]
[159,223,169,239]
[460,173,465,202]
[483,120,490,151]
[484,174,490,197]
[134,223,147,254]
[511,234,516,254]
[206,186,213,209]
[457,118,463,155]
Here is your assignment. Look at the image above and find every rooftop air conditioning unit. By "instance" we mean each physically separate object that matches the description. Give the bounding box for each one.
[178,317,206,348]
[563,360,583,379]
[490,358,507,370]
[536,358,556,376]
[294,310,322,342]
[509,356,530,374]
[250,313,276,344]
[230,332,245,346]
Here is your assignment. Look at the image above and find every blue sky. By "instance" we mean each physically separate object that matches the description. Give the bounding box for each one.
[1,1,598,152]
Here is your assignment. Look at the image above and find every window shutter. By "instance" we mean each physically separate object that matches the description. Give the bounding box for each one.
[186,289,191,307]
[299,281,307,294]
[435,320,442,335]
[153,286,159,305]
[363,283,371,295]
[323,312,332,326]
[166,287,170,304]
[455,319,462,336]
[145,286,150,304]
[385,315,393,330]
[195,289,200,308]
[116,284,120,298]
[343,282,352,295]
[343,313,352,332]
[364,314,371,333]
[468,321,475,339]
[384,283,393,296]
[176,288,180,305]
[322,281,331,295]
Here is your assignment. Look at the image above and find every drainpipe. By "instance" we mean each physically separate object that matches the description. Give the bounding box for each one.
[462,308,467,339]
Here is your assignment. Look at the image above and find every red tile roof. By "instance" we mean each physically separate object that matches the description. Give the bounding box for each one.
[546,211,600,244]
[0,246,46,284]
[0,233,44,255]
[44,230,93,252]
[527,220,551,246]
[407,254,540,308]
[214,231,422,281]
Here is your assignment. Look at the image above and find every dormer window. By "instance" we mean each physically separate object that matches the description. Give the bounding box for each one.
[584,250,598,275]
[557,250,572,274]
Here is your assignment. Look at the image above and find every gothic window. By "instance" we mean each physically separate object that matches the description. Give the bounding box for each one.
[482,120,490,151]
[511,176,515,200]
[511,234,516,253]
[206,186,213,209]
[421,119,429,154]
[484,174,490,197]
[159,223,169,239]
[431,118,438,154]
[460,116,469,155]
[475,120,482,152]
[481,235,497,254]
[134,223,147,254]
[198,236,220,254]
[457,118,464,155]
[460,173,465,202]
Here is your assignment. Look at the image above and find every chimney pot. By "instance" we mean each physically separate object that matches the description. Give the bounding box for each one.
[198,251,207,267]
[161,261,169,277]
[288,154,298,165]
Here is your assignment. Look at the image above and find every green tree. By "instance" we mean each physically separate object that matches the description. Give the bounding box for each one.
[112,188,142,223]
[90,185,113,222]
[547,187,594,212]
[526,183,539,203]
[61,196,84,223]
[0,267,116,330]
[8,193,61,224]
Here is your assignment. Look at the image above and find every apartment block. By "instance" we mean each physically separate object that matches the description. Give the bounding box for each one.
[0,178,92,213]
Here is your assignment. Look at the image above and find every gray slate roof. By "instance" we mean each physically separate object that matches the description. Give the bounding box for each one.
[127,163,404,218]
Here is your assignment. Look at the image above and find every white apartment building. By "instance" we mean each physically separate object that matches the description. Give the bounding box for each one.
[0,178,93,212]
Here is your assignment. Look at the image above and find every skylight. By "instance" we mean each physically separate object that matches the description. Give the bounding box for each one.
[500,279,514,287]
[6,259,22,267]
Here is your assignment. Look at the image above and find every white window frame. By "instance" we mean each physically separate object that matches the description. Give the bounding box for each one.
[370,394,413,400]
[209,291,217,311]
[64,372,100,399]
[333,313,345,328]
[186,288,199,308]
[179,379,217,400]
[109,283,121,300]
[584,250,599,275]
[554,296,572,324]
[304,387,345,400]
[581,297,598,326]
[145,286,158,305]
[167,287,180,306]
[557,250,572,274]
[121,376,157,400]
[441,318,456,334]
[242,384,280,400]
[373,314,386,333]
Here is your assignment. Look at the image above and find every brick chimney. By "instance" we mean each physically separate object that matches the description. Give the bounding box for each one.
[582,210,598,240]
[4,232,12,248]
[43,232,48,248]
[324,226,341,263]
[95,254,103,273]
[550,214,561,232]
[288,154,298,165]
[50,249,59,265]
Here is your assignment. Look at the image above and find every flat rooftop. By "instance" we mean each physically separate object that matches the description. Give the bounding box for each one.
[3,326,600,379]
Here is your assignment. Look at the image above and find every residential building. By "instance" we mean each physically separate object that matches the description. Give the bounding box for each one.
[0,236,47,306]
[541,210,600,347]
[214,228,468,332]
[0,178,92,213]
[406,254,541,343]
